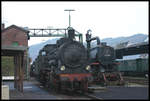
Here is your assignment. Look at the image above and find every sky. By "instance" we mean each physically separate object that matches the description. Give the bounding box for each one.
[2,1,149,46]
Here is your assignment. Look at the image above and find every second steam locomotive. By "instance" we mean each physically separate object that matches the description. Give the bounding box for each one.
[86,30,124,86]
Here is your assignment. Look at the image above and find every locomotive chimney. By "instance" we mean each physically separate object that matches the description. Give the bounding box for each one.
[68,27,75,40]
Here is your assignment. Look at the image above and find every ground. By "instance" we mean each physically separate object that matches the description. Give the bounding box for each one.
[2,77,149,100]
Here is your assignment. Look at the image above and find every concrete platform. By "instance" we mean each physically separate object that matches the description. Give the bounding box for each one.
[2,80,60,100]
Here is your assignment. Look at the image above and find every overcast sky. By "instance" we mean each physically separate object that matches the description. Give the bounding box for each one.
[2,1,148,46]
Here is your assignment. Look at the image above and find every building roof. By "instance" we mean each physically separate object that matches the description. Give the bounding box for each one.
[2,24,30,40]
[126,41,148,48]
[116,53,148,61]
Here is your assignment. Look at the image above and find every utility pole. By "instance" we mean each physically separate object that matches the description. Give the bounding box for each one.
[64,9,75,27]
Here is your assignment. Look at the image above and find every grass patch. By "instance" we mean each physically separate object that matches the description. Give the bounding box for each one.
[1,56,14,76]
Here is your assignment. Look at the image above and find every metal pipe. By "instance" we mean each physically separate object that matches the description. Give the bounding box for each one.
[89,37,100,45]
[86,30,101,59]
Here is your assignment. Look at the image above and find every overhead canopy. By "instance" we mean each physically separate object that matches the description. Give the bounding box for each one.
[115,42,149,59]
[2,45,28,56]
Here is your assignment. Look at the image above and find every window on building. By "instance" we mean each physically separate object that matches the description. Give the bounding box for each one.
[12,42,19,46]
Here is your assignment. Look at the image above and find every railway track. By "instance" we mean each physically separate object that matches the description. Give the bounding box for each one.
[56,91,104,100]
[33,76,149,100]
[30,77,104,100]
[27,77,148,100]
[84,93,103,100]
[47,89,104,100]
[36,78,106,99]
[53,86,107,99]
[123,76,149,85]
[40,85,104,100]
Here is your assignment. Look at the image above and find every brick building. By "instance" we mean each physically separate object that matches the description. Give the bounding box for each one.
[1,24,30,79]
[2,24,30,46]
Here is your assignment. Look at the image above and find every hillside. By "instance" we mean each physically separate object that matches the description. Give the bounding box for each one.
[28,38,59,62]
[101,33,147,47]
[29,33,148,62]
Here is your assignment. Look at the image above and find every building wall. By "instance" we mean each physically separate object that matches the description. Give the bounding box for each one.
[2,27,28,46]
[2,25,30,79]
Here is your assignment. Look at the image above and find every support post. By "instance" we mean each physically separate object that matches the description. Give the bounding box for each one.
[16,55,19,90]
[19,53,23,92]
[14,56,17,89]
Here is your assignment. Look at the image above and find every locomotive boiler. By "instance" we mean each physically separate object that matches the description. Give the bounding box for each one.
[86,30,124,86]
[31,27,93,92]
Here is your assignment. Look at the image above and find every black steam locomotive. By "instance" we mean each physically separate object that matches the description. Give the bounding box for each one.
[30,27,93,92]
[86,30,124,86]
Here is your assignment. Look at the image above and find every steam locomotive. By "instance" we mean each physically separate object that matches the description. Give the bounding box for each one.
[30,27,93,92]
[86,30,124,86]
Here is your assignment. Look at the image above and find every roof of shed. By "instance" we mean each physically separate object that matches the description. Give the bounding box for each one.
[1,45,28,56]
[1,24,30,39]
[2,25,29,33]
